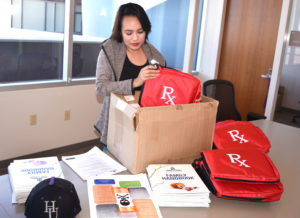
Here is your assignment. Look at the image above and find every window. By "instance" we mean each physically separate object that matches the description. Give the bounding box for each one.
[147,0,190,69]
[0,0,65,84]
[0,0,205,88]
[71,0,107,79]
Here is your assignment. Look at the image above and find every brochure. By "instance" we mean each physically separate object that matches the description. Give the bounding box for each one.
[87,174,162,218]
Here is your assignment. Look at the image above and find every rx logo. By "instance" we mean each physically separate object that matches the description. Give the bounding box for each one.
[227,130,248,143]
[227,153,251,168]
[44,201,58,218]
[161,86,176,105]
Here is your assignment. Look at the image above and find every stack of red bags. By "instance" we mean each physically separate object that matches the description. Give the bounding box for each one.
[193,120,283,202]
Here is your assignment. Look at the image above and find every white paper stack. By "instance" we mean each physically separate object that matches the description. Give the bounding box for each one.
[8,156,64,204]
[146,164,211,207]
[62,146,126,180]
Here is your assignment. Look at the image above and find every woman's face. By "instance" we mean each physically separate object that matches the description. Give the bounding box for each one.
[121,15,146,52]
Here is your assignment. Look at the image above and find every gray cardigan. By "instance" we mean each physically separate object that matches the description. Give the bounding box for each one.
[95,39,166,145]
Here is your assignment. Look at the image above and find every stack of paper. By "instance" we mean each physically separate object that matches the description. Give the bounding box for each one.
[62,146,126,180]
[8,156,64,204]
[146,164,211,207]
[87,174,162,218]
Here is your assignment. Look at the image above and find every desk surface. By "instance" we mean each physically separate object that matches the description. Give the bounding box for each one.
[1,120,299,218]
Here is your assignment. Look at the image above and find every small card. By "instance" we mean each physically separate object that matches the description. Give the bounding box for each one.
[119,180,141,188]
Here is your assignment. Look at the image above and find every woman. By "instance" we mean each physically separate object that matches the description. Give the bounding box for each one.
[95,3,166,147]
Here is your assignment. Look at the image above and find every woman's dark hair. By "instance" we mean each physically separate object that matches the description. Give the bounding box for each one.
[111,3,151,42]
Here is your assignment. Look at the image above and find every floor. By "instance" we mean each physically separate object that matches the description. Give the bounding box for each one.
[273,107,300,128]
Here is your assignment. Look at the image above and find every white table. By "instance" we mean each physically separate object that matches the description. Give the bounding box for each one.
[1,120,299,218]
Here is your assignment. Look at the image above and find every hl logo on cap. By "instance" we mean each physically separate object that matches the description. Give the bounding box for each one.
[161,86,176,105]
[227,153,251,168]
[227,130,248,143]
[44,201,58,218]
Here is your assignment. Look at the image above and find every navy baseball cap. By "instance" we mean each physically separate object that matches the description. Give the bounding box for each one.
[25,177,81,218]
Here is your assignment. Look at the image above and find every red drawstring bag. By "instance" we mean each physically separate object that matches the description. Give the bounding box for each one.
[192,148,284,202]
[139,66,201,107]
[213,120,271,153]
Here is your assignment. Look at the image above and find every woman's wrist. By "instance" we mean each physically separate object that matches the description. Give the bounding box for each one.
[133,78,137,88]
[133,78,142,88]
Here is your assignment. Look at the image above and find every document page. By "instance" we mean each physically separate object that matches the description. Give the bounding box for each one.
[62,146,126,180]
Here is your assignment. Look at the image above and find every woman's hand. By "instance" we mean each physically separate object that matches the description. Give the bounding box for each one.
[133,65,160,88]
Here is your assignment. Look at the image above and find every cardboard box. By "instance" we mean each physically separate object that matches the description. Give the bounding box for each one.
[107,92,218,174]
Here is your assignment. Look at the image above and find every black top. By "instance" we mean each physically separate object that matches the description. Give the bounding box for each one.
[120,55,148,91]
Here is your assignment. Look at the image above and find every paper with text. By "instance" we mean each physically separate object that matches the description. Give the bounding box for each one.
[62,146,126,180]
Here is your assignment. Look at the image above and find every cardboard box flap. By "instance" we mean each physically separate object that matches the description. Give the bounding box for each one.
[115,98,136,120]
[112,94,138,130]
[111,92,138,131]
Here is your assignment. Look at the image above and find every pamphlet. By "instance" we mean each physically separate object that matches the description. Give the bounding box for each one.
[87,174,162,218]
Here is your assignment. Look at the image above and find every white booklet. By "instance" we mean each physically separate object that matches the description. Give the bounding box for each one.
[87,174,162,218]
[8,156,63,204]
[62,146,126,180]
[147,164,209,194]
[146,164,210,207]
